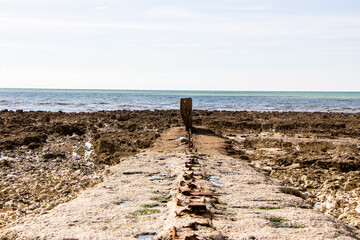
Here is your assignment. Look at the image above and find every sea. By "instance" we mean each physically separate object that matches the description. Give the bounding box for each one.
[1,88,360,113]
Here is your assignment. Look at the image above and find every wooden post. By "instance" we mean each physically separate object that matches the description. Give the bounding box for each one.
[180,98,192,132]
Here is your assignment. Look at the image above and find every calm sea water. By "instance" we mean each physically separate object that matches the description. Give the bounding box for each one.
[1,88,360,113]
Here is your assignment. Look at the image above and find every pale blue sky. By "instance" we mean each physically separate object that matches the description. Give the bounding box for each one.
[0,0,360,91]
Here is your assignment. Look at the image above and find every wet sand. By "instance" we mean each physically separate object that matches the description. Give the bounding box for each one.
[0,110,360,238]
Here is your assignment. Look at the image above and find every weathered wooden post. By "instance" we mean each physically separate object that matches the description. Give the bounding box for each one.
[180,98,193,132]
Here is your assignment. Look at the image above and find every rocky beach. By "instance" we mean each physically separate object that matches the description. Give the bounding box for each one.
[0,110,181,229]
[198,111,360,228]
[0,110,360,239]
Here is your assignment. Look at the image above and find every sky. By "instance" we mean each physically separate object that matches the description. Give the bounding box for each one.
[0,0,360,91]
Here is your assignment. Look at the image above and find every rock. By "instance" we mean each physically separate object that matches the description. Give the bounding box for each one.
[28,142,41,149]
[53,123,86,136]
[43,152,66,160]
[0,159,12,168]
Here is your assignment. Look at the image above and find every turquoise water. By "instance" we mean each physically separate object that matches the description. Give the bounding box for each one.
[0,88,360,113]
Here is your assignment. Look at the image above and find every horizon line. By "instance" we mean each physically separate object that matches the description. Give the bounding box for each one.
[1,87,360,93]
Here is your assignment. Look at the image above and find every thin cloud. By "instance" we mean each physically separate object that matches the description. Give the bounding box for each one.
[323,51,359,55]
[144,6,205,20]
[0,16,308,36]
[1,12,360,39]
[230,6,269,11]
[316,35,338,39]
[98,6,108,11]
[0,41,66,51]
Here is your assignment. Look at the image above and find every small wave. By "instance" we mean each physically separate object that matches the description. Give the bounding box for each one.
[117,105,134,108]
[36,102,52,106]
[55,102,70,106]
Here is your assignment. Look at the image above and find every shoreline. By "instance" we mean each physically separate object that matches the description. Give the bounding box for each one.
[0,110,360,232]
[2,89,360,113]
[2,109,360,115]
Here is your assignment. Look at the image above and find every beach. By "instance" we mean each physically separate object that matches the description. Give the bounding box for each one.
[0,110,360,239]
[2,0,360,237]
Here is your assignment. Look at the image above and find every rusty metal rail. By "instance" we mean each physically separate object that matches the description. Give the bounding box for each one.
[171,99,220,239]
